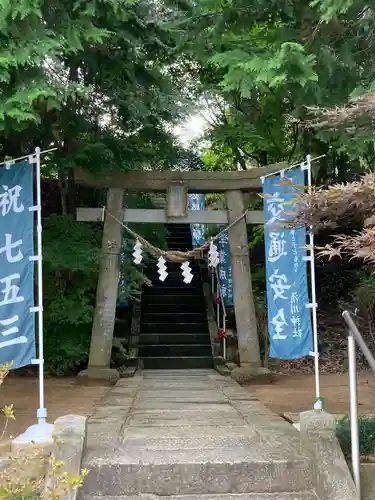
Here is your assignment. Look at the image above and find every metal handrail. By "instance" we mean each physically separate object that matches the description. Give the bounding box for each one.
[343,311,375,373]
[342,310,375,498]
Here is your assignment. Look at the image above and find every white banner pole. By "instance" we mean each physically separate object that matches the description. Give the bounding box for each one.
[35,146,47,425]
[305,153,322,410]
[12,148,53,447]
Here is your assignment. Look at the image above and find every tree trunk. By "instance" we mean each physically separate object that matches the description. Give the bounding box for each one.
[58,171,68,215]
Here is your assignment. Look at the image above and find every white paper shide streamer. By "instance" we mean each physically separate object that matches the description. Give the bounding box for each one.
[181,261,193,284]
[132,240,143,264]
[208,240,219,268]
[157,256,168,281]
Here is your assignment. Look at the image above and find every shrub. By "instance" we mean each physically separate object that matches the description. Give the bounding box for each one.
[0,362,88,499]
[336,416,375,458]
[351,272,375,341]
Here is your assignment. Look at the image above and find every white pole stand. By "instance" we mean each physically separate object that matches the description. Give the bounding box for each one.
[12,363,54,449]
[303,154,323,411]
[12,420,54,449]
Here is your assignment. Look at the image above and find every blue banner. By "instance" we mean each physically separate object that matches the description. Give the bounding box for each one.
[118,239,129,307]
[0,160,36,368]
[217,231,234,306]
[188,193,206,247]
[263,168,313,359]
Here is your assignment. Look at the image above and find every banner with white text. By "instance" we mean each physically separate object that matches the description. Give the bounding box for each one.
[188,193,206,247]
[0,160,36,368]
[217,231,234,306]
[263,168,313,359]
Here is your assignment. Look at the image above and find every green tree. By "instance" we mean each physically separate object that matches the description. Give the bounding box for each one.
[0,0,201,374]
[175,0,375,177]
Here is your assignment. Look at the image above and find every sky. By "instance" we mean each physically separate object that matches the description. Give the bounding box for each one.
[174,113,209,147]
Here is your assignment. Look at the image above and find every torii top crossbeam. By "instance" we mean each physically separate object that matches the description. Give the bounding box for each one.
[74,162,286,192]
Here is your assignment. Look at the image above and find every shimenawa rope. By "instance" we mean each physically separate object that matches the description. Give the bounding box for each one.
[104,207,249,263]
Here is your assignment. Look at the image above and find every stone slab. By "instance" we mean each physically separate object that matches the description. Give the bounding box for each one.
[82,460,313,496]
[125,414,247,427]
[86,421,123,450]
[81,369,316,498]
[93,405,132,416]
[84,494,319,500]
[45,415,87,500]
[120,426,258,440]
[109,387,140,395]
[299,410,357,500]
[133,390,228,402]
[143,369,214,375]
[128,403,237,412]
[102,396,135,406]
[361,463,375,500]
[120,435,262,451]
[135,384,216,391]
[87,440,309,465]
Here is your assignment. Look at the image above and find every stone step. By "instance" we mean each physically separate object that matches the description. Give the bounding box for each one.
[140,356,213,369]
[166,229,192,235]
[142,285,203,295]
[138,344,212,357]
[166,240,194,246]
[141,322,209,334]
[141,312,206,324]
[84,494,319,500]
[143,303,205,314]
[82,450,313,496]
[145,279,202,289]
[142,294,201,305]
[138,333,210,345]
[146,276,201,287]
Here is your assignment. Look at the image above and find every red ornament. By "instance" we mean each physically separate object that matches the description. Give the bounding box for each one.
[214,296,220,305]
[218,328,227,339]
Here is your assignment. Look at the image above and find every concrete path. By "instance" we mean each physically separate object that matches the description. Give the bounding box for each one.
[82,370,319,499]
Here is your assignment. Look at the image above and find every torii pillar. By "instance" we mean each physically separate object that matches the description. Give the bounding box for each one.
[77,188,124,385]
[225,190,261,371]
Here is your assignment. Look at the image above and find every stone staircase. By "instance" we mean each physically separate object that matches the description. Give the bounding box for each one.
[138,224,213,369]
[81,370,321,500]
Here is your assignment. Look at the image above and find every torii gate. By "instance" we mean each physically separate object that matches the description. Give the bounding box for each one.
[74,163,285,384]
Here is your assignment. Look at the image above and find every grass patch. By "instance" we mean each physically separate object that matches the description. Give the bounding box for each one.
[336,416,375,458]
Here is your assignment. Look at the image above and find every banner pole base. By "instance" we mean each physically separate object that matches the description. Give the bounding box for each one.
[11,422,54,449]
[313,398,324,410]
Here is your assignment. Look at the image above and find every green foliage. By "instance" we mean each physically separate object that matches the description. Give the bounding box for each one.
[311,0,355,21]
[174,0,375,173]
[351,272,375,332]
[0,0,192,182]
[42,203,168,375]
[42,215,101,375]
[336,417,375,457]
[0,0,111,128]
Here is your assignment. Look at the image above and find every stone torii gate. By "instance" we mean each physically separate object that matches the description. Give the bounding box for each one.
[74,164,285,384]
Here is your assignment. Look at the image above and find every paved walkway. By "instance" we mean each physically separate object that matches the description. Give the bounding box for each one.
[82,370,318,499]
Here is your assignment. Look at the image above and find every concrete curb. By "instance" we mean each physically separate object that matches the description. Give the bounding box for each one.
[299,410,359,500]
[44,415,87,500]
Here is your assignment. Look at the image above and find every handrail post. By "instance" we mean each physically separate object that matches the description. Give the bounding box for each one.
[348,330,361,497]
